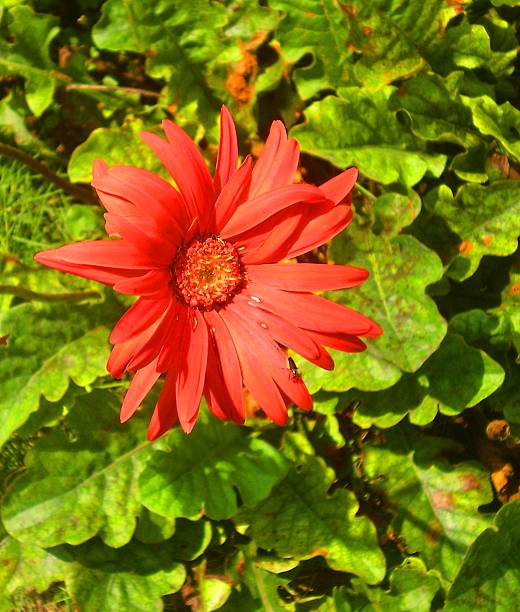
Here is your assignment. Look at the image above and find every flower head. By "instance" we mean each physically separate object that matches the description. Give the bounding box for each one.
[35,108,381,440]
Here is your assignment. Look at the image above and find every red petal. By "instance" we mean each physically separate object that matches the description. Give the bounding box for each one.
[110,297,171,344]
[156,305,188,373]
[147,372,178,441]
[204,310,245,423]
[221,184,329,239]
[308,330,368,353]
[214,106,239,194]
[233,295,334,370]
[107,325,158,378]
[36,240,157,269]
[234,297,320,360]
[284,203,353,259]
[245,283,376,336]
[113,268,172,298]
[126,301,179,371]
[221,307,288,425]
[211,156,252,232]
[320,167,358,204]
[93,166,187,240]
[176,310,208,433]
[34,244,152,286]
[103,213,175,262]
[240,208,306,265]
[229,305,313,412]
[120,358,161,423]
[249,121,300,198]
[247,263,369,291]
[141,122,214,228]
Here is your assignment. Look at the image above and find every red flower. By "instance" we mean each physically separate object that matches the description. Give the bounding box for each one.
[35,108,381,440]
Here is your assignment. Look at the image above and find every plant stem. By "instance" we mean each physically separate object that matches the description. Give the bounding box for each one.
[0,143,98,205]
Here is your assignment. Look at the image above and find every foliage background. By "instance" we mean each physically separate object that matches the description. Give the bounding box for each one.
[1,0,520,609]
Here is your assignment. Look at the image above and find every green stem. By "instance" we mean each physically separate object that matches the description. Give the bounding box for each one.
[0,284,101,302]
[0,143,98,205]
[355,182,377,200]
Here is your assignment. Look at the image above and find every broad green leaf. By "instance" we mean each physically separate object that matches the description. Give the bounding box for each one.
[200,577,233,611]
[425,181,520,281]
[134,508,176,544]
[61,540,185,612]
[462,95,520,162]
[353,334,505,428]
[0,91,35,145]
[2,391,152,548]
[369,191,422,238]
[268,0,353,100]
[0,536,65,611]
[237,456,385,584]
[319,558,441,612]
[68,121,164,183]
[390,72,479,148]
[364,427,493,580]
[291,90,446,187]
[92,0,278,135]
[445,500,520,611]
[169,518,213,561]
[342,0,454,89]
[0,302,111,448]
[140,410,289,520]
[0,6,61,115]
[300,235,446,393]
[222,547,292,612]
[448,309,515,353]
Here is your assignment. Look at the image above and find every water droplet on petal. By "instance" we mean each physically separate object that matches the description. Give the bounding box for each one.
[259,322,268,329]
[250,296,261,303]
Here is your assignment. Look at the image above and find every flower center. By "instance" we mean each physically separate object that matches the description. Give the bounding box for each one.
[173,236,245,309]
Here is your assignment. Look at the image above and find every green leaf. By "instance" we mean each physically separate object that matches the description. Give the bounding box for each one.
[390,72,479,148]
[268,0,353,100]
[342,0,455,89]
[424,181,520,281]
[0,5,61,115]
[134,508,176,544]
[200,577,233,611]
[140,410,289,520]
[67,121,165,183]
[370,190,422,238]
[353,333,505,428]
[62,540,185,612]
[0,536,65,611]
[291,90,446,187]
[445,499,520,611]
[92,0,278,134]
[0,302,111,448]
[237,455,385,584]
[169,518,213,561]
[2,391,152,548]
[364,427,493,580]
[319,558,441,612]
[300,235,446,393]
[462,95,520,162]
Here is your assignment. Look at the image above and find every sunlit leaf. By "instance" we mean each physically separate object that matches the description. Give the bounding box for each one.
[0,536,65,611]
[364,427,493,580]
[238,455,385,584]
[292,89,446,187]
[2,391,151,548]
[445,499,520,610]
[352,333,504,428]
[0,303,111,448]
[140,410,289,520]
[0,5,61,115]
